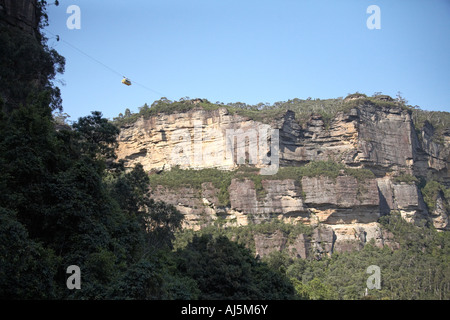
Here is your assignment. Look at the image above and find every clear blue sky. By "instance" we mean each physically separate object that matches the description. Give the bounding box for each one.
[44,0,450,121]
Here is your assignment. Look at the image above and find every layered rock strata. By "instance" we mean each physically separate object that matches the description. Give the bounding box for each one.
[118,101,450,256]
[117,105,449,180]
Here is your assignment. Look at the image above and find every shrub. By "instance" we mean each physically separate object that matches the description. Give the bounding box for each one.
[393,174,419,185]
[345,92,368,100]
[421,180,450,212]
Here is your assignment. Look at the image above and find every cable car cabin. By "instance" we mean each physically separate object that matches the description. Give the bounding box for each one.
[121,78,132,86]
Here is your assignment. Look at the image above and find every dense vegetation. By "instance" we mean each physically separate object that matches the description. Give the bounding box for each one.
[0,2,295,300]
[113,96,347,128]
[284,213,450,300]
[173,216,450,300]
[421,180,450,213]
[173,218,314,254]
[176,234,295,299]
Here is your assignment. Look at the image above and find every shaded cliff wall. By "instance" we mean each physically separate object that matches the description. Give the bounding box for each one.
[0,0,40,37]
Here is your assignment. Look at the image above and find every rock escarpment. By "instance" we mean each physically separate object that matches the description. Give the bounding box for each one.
[116,98,450,256]
[0,0,40,37]
[118,102,449,180]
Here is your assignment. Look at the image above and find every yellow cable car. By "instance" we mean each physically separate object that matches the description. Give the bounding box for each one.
[121,77,132,86]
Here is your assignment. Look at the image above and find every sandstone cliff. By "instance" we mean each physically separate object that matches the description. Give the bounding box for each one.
[116,97,450,257]
[117,101,449,180]
[0,0,40,37]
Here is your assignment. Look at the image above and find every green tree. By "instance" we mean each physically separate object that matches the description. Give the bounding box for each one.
[72,111,120,161]
[176,234,296,299]
[0,208,59,299]
[0,1,196,300]
[291,278,336,300]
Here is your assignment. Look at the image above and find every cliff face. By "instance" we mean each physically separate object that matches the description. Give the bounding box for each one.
[117,108,272,172]
[118,104,449,180]
[0,0,39,37]
[116,100,450,256]
[0,0,54,113]
[149,175,420,255]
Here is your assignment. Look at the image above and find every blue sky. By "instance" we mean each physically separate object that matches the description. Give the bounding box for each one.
[44,0,450,121]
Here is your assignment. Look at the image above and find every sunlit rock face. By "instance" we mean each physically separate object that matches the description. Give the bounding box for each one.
[118,101,449,256]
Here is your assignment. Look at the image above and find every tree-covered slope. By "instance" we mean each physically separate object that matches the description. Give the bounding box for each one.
[0,1,295,300]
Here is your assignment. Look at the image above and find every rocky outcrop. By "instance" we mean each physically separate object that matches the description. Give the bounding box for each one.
[276,110,359,167]
[430,192,450,231]
[117,108,270,172]
[413,121,450,184]
[228,179,305,220]
[254,230,287,258]
[0,0,39,37]
[252,224,398,259]
[120,100,449,257]
[117,103,448,180]
[301,176,380,224]
[253,227,335,259]
[116,106,404,174]
[377,177,429,224]
[150,174,388,253]
[356,105,415,173]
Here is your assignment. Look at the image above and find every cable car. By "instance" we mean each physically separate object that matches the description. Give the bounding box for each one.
[122,77,132,86]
